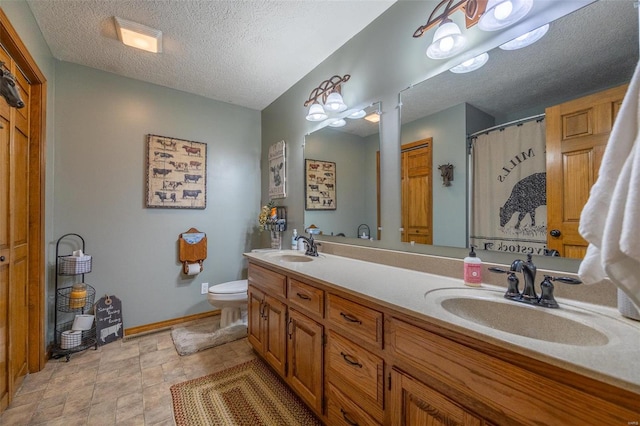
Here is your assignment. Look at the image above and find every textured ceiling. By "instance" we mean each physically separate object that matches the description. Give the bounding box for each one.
[400,1,639,126]
[26,0,396,111]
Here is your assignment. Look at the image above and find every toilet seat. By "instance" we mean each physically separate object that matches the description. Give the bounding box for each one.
[208,279,247,302]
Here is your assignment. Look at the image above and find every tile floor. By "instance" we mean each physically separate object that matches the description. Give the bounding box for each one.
[0,323,256,425]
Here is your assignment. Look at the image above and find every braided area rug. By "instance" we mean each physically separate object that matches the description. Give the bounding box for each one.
[170,359,322,425]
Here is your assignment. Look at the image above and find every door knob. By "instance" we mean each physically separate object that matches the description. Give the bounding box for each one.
[550,229,561,237]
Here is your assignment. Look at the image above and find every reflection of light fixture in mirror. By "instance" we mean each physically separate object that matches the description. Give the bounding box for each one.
[347,109,366,119]
[114,17,162,53]
[499,24,549,50]
[427,19,467,59]
[304,74,351,121]
[328,119,346,127]
[478,0,533,31]
[449,52,489,73]
[364,112,380,123]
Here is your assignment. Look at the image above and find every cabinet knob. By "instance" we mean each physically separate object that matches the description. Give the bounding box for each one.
[0,256,4,262]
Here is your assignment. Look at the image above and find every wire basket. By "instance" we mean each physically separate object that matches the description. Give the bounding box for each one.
[58,255,92,275]
[56,284,95,313]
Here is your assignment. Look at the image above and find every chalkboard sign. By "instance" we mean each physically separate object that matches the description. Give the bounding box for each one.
[95,295,123,346]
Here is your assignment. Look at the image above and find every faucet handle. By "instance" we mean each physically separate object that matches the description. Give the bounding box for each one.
[488,267,510,274]
[538,275,582,308]
[489,268,520,299]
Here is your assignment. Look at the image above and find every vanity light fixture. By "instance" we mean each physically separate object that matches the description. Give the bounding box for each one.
[478,0,533,31]
[304,74,351,122]
[449,52,489,73]
[328,119,347,127]
[427,19,467,59]
[347,109,366,119]
[114,17,162,53]
[499,23,549,50]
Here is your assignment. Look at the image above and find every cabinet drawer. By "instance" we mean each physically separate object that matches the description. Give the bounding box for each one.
[327,383,381,426]
[327,331,384,422]
[288,278,323,317]
[327,293,382,348]
[387,317,639,424]
[248,263,286,298]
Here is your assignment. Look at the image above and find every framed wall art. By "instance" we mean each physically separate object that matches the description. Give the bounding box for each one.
[305,159,336,210]
[146,134,207,209]
[268,140,286,199]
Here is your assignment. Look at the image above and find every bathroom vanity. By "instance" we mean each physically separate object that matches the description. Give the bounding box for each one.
[244,249,640,425]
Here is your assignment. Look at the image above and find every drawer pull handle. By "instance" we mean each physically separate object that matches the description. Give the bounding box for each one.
[340,408,359,426]
[340,312,362,324]
[340,352,363,368]
[296,292,311,300]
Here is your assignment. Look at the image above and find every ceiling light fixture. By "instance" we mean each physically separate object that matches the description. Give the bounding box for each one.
[449,52,489,73]
[304,74,351,122]
[114,17,162,53]
[347,109,366,119]
[328,119,347,127]
[499,23,549,50]
[364,112,380,123]
[478,0,533,31]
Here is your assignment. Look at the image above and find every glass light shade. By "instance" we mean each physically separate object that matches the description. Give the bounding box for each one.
[499,24,550,50]
[478,0,533,31]
[426,20,467,59]
[328,119,346,127]
[306,103,328,121]
[325,91,347,112]
[347,109,366,119]
[114,17,162,53]
[449,52,489,73]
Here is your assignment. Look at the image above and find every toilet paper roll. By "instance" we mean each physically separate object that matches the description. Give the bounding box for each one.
[186,262,201,275]
[61,330,82,349]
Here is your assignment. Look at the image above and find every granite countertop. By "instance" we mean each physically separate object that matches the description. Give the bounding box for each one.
[244,250,640,395]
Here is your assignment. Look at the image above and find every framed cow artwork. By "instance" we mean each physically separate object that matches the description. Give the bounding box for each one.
[305,159,336,210]
[146,134,207,209]
[268,140,286,199]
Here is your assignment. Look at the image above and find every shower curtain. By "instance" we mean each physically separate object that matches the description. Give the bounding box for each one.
[470,119,548,256]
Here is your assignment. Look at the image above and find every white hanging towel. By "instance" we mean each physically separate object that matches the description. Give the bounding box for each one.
[579,60,640,307]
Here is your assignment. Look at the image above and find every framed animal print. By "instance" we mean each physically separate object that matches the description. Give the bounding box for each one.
[305,159,336,210]
[146,134,207,209]
[268,140,286,199]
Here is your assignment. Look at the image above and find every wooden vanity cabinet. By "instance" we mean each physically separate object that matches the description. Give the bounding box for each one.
[247,284,286,376]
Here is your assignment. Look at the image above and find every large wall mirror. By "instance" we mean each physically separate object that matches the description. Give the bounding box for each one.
[304,103,381,239]
[399,1,638,267]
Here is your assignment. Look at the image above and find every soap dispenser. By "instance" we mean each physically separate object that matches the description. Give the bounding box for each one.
[464,245,482,287]
[291,229,298,250]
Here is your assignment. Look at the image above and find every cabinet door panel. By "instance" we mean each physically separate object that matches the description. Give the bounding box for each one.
[287,309,323,414]
[263,294,287,376]
[247,285,264,352]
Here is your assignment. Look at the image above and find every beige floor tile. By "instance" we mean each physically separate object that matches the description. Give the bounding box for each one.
[1,324,256,426]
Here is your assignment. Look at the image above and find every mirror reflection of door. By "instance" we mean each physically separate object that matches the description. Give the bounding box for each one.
[546,83,628,259]
[401,138,432,244]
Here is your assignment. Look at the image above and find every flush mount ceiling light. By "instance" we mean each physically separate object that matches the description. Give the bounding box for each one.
[114,17,163,53]
[499,23,549,50]
[304,74,351,122]
[478,0,533,31]
[328,119,347,127]
[364,112,380,123]
[449,52,489,73]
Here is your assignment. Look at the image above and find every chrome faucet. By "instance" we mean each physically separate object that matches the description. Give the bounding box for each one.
[296,235,318,257]
[489,254,582,308]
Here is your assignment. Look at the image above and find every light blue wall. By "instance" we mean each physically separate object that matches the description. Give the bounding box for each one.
[53,62,261,331]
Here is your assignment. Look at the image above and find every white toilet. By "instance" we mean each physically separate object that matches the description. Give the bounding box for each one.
[207,279,248,328]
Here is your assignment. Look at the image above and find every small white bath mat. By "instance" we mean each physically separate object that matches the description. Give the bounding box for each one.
[171,314,247,356]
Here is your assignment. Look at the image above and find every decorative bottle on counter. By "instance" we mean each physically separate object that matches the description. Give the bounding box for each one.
[464,245,482,287]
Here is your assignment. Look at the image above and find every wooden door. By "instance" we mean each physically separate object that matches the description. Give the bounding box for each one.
[401,139,432,244]
[0,47,30,410]
[287,308,323,414]
[389,369,482,426]
[263,294,286,376]
[546,84,628,258]
[247,285,265,353]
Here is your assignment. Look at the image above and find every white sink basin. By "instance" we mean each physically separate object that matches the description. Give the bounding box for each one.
[426,288,613,347]
[265,252,316,263]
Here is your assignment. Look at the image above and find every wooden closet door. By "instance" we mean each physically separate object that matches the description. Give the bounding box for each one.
[0,47,30,409]
[546,84,628,258]
[401,139,432,245]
